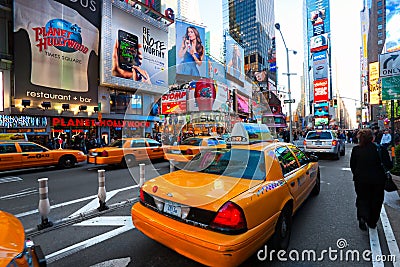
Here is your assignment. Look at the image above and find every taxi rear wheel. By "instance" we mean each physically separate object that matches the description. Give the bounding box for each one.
[58,155,76,169]
[270,205,292,250]
[122,155,136,168]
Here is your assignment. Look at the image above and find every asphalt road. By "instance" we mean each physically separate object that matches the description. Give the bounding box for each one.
[1,145,399,266]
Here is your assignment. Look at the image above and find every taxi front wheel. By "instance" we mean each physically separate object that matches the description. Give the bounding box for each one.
[58,155,76,169]
[270,205,292,250]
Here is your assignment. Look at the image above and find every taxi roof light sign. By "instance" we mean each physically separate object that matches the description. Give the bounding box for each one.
[227,123,273,145]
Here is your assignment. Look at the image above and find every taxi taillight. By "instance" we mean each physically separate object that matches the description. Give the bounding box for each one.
[100,150,108,157]
[303,140,307,146]
[139,187,145,203]
[186,149,193,155]
[210,202,247,233]
[332,140,338,146]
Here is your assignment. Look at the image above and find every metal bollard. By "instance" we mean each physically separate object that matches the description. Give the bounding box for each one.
[37,178,53,230]
[97,169,108,211]
[139,163,145,186]
[170,160,175,173]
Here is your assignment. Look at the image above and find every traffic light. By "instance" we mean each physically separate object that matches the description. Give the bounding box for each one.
[333,99,337,107]
[379,100,383,107]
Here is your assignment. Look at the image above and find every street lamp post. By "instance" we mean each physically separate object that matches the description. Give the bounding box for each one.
[275,23,296,143]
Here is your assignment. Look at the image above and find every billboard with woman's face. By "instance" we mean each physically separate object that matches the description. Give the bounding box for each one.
[176,20,206,77]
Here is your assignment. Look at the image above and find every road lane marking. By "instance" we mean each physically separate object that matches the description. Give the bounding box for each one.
[68,190,119,218]
[341,168,351,171]
[0,188,36,200]
[0,176,22,184]
[15,185,139,218]
[90,257,131,267]
[369,227,384,267]
[380,206,400,266]
[45,216,134,264]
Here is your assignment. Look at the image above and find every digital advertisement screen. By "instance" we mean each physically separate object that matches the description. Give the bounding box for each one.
[237,93,249,114]
[206,57,226,83]
[13,0,100,104]
[101,1,168,94]
[225,33,245,80]
[385,0,400,52]
[314,101,329,117]
[310,33,329,53]
[175,20,206,78]
[186,78,229,112]
[315,117,329,126]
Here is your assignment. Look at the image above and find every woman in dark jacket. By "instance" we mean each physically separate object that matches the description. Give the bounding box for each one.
[350,129,393,230]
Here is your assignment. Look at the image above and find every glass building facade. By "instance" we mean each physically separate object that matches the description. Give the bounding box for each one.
[223,0,275,82]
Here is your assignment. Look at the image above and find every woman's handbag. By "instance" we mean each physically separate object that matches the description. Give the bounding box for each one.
[376,144,399,192]
[384,172,398,192]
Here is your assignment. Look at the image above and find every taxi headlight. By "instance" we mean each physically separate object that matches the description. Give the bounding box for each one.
[78,152,84,156]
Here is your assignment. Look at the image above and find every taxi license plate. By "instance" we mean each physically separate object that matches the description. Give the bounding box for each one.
[163,202,181,217]
[91,152,98,156]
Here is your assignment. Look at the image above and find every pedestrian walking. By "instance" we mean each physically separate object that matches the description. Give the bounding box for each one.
[380,128,392,150]
[350,129,393,231]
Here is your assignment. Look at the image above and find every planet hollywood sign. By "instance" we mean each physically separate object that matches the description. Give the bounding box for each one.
[52,118,150,128]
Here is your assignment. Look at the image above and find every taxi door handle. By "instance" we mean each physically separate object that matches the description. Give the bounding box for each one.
[290,181,295,187]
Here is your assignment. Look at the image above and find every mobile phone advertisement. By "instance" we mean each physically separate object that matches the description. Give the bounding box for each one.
[101,2,168,94]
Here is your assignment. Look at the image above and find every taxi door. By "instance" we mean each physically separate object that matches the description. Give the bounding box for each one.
[288,145,315,197]
[17,143,54,168]
[0,143,22,171]
[275,145,305,211]
[129,139,148,161]
[145,139,163,160]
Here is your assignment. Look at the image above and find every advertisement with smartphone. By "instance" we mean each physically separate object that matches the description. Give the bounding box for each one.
[101,2,168,93]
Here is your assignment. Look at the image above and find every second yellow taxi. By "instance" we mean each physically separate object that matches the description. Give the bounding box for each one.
[87,138,164,167]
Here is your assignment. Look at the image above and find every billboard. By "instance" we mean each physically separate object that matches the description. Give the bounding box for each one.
[161,89,187,114]
[176,20,206,77]
[13,0,100,105]
[310,8,326,36]
[310,33,329,53]
[207,57,225,83]
[101,2,168,93]
[237,93,249,114]
[313,79,329,103]
[313,53,328,80]
[314,101,329,117]
[369,62,380,105]
[187,78,216,112]
[385,0,400,52]
[225,33,245,79]
[315,117,329,126]
[0,71,3,112]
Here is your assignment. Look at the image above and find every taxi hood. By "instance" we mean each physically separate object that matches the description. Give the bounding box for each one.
[0,211,25,264]
[142,170,263,211]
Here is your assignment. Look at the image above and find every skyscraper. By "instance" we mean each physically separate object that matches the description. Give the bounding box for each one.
[223,0,275,83]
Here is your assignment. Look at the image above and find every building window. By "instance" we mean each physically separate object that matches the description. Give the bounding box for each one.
[377,9,382,15]
[378,39,383,45]
[131,94,142,115]
[378,24,383,30]
[378,31,383,38]
[377,1,382,7]
[377,16,383,22]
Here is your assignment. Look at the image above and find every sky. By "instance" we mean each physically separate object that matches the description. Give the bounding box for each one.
[197,0,364,127]
[275,0,364,127]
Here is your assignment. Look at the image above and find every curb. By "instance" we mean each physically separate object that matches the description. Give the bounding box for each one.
[391,174,400,197]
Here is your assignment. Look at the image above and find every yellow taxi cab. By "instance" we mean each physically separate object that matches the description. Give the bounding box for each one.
[163,136,226,163]
[87,138,164,168]
[0,141,86,172]
[0,210,46,267]
[131,123,320,267]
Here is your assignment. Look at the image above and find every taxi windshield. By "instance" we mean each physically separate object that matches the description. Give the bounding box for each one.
[186,149,266,180]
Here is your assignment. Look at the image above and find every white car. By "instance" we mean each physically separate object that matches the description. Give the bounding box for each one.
[303,130,345,160]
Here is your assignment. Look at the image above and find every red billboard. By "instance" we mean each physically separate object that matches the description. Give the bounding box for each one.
[161,89,187,114]
[314,79,329,103]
